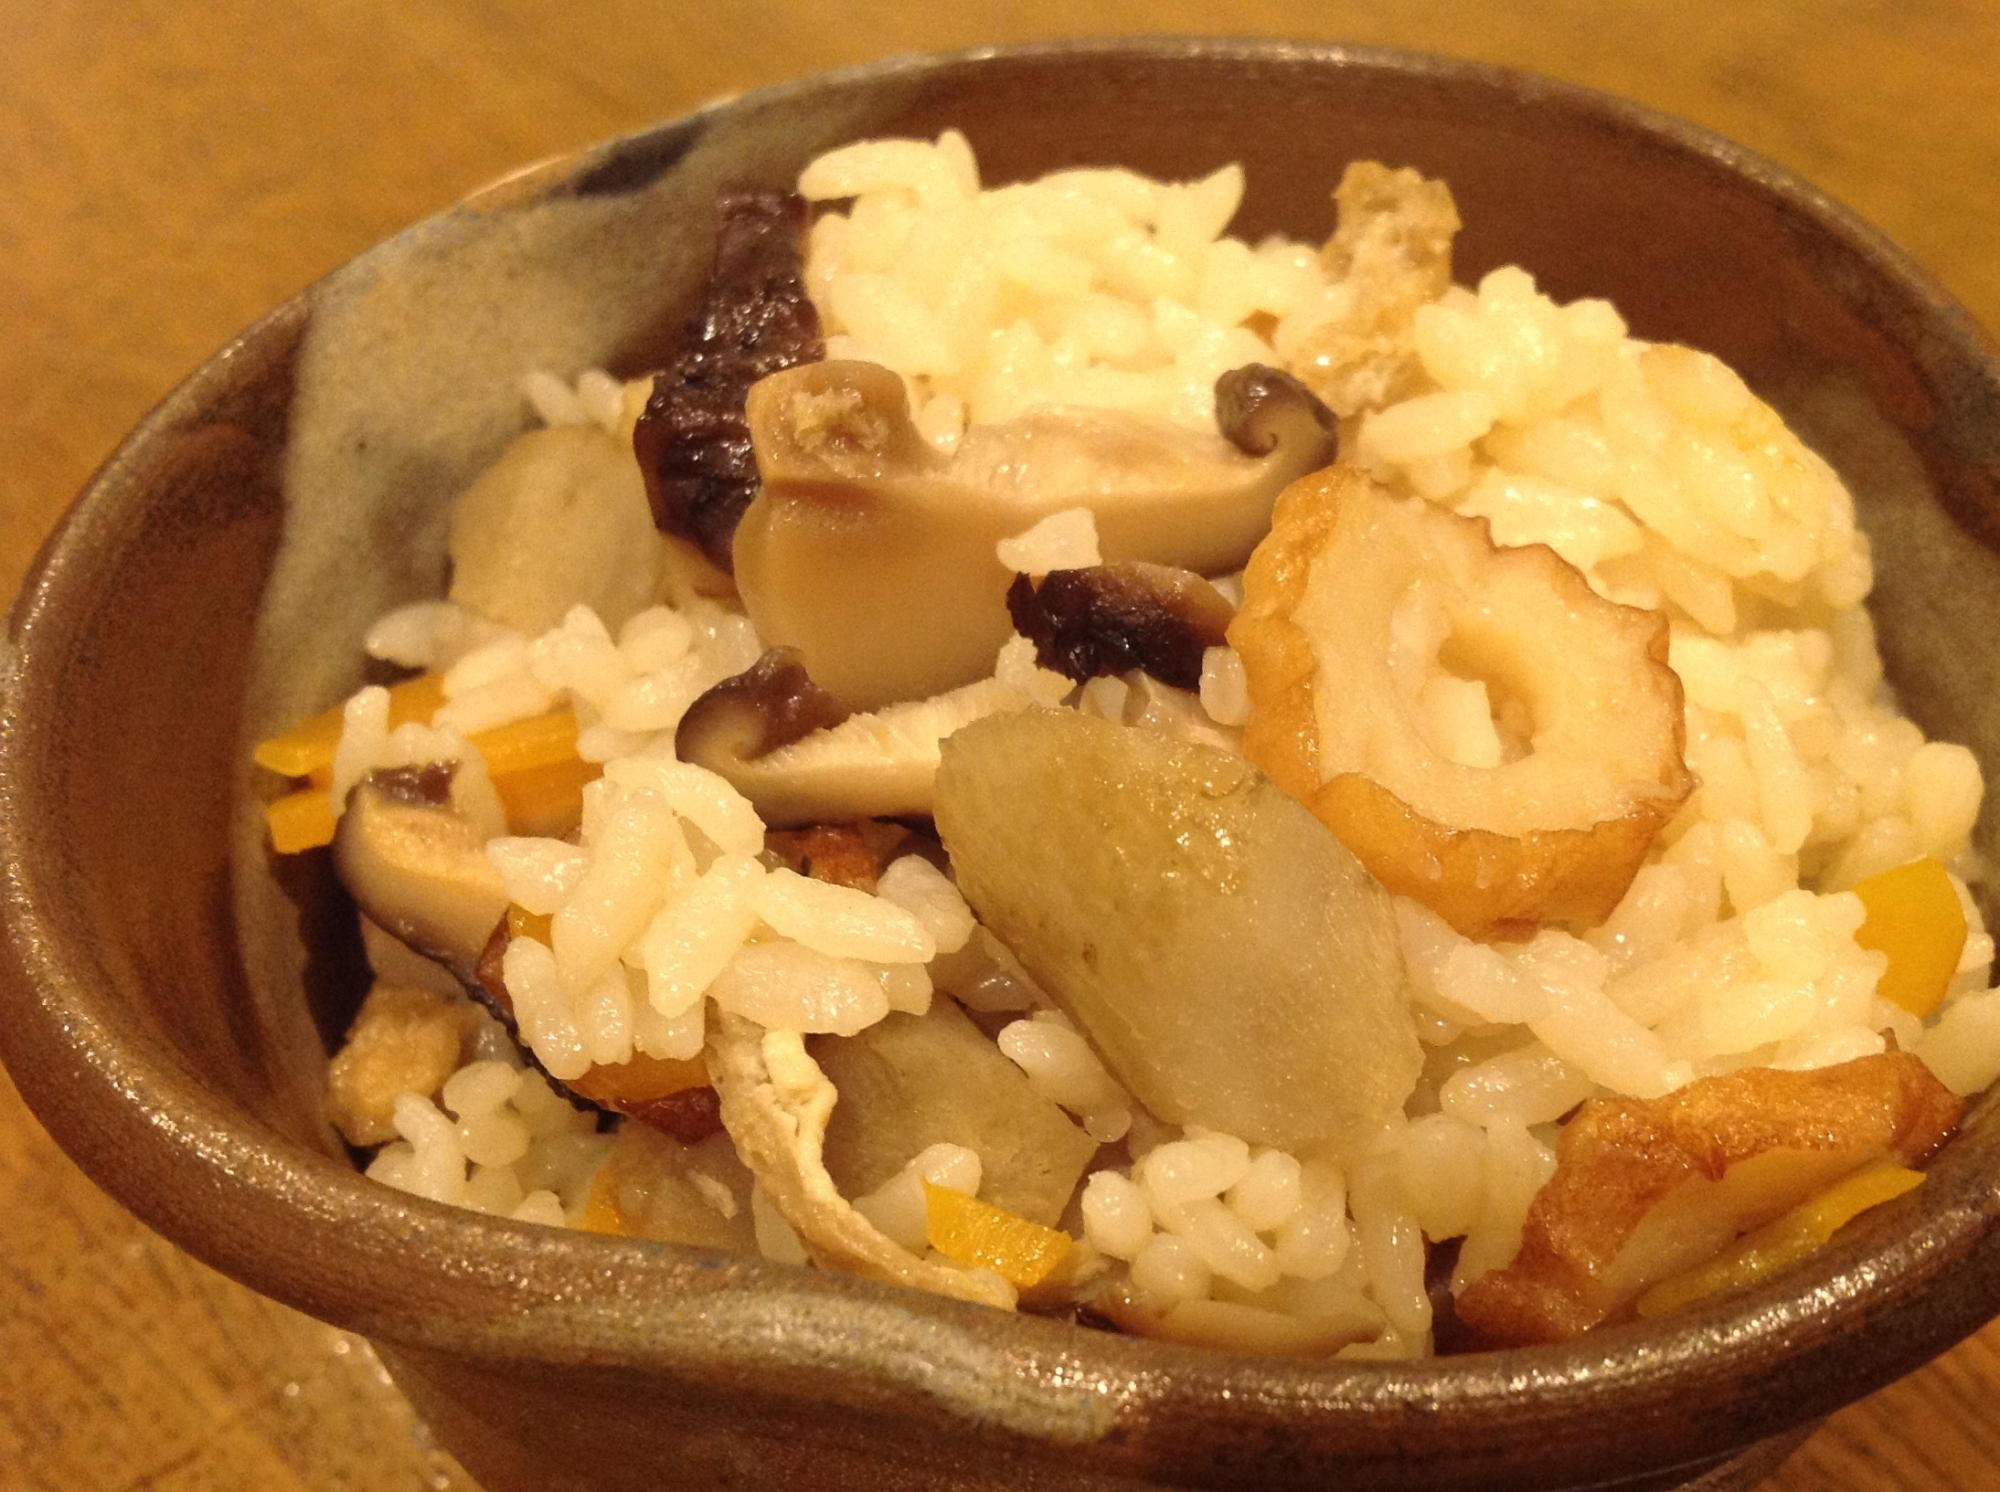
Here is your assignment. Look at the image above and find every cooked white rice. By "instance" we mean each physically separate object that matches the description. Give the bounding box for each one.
[325,139,2000,1361]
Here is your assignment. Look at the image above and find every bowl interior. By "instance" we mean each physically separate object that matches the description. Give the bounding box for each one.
[7,40,2000,1492]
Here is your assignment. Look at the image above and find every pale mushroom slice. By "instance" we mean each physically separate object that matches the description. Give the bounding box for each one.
[733,360,1337,711]
[675,647,1041,827]
[333,765,511,980]
[705,1010,1019,1310]
[1230,464,1692,939]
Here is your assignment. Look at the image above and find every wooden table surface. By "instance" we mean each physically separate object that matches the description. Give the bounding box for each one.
[5,3,2000,1488]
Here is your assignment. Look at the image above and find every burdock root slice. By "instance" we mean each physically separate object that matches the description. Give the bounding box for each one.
[1229,465,1692,939]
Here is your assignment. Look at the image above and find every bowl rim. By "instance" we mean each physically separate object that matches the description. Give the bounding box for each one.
[5,33,2000,1486]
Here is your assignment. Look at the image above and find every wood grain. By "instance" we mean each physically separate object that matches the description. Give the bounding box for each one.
[3,3,1998,1488]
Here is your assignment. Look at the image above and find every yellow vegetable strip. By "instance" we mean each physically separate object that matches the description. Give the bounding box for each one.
[264,698,597,852]
[253,672,446,779]
[470,707,585,776]
[578,1166,628,1236]
[1852,857,1967,1018]
[923,1181,1073,1288]
[266,788,339,856]
[491,753,600,839]
[507,904,555,945]
[1635,1161,1925,1319]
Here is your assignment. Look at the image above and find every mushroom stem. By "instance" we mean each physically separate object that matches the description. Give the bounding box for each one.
[734,360,1337,712]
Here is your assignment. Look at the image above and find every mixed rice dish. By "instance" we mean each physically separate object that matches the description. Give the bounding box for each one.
[256,132,2000,1356]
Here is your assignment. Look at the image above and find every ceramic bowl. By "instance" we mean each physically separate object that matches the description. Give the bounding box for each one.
[5,38,2000,1492]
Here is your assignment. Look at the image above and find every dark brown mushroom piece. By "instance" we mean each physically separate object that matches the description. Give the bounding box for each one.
[1216,363,1341,460]
[1006,562,1234,690]
[633,188,824,571]
[674,647,852,767]
[733,359,1339,712]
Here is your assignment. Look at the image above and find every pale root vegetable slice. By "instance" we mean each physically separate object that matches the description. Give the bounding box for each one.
[813,1001,1098,1226]
[704,1010,1018,1309]
[1453,1052,1961,1345]
[934,709,1420,1150]
[1852,857,1967,1018]
[923,1182,1073,1288]
[448,423,663,637]
[1635,1161,1925,1318]
[1230,465,1691,938]
[734,360,1335,711]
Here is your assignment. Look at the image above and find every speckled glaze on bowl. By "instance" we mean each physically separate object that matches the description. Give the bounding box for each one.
[4,39,2000,1492]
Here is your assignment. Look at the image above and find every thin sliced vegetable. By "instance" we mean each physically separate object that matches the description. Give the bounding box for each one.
[264,703,599,852]
[1635,1161,1924,1318]
[472,707,587,777]
[491,753,601,839]
[255,673,447,779]
[923,1180,1073,1287]
[267,788,339,855]
[578,1166,628,1236]
[1853,857,1966,1018]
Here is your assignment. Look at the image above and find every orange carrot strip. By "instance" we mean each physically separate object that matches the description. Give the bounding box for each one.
[1635,1161,1925,1318]
[492,753,601,839]
[924,1182,1073,1287]
[254,673,446,779]
[469,707,584,777]
[1853,857,1967,1018]
[578,1165,628,1236]
[266,787,337,855]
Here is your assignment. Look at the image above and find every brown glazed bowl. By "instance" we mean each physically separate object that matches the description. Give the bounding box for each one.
[4,38,2000,1492]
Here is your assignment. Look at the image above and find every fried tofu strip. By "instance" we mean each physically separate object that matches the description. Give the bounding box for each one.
[1455,1052,1961,1345]
[705,1010,1018,1310]
[1289,162,1461,417]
